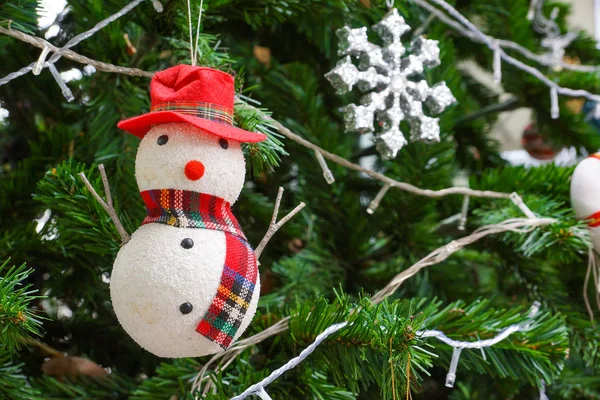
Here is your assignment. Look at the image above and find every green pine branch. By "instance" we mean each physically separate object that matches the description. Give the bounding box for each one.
[0,349,43,400]
[0,259,43,353]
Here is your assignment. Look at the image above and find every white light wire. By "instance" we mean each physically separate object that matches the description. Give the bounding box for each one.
[231,302,542,398]
[229,321,349,400]
[418,301,541,388]
[425,0,600,112]
[413,0,600,73]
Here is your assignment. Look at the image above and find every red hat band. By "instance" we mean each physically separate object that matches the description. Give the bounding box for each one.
[117,65,266,143]
[150,100,234,126]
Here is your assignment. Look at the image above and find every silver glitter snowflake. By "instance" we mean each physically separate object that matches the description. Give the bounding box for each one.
[325,8,456,159]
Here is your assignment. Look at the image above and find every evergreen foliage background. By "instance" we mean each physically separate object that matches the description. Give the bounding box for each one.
[1,0,600,398]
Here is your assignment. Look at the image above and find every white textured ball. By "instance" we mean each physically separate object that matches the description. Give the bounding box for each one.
[136,123,246,204]
[571,153,600,250]
[110,224,260,358]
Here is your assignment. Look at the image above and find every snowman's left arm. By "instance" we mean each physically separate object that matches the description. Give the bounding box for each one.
[254,187,306,260]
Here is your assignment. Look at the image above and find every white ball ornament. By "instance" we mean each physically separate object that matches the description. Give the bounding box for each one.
[570,153,600,251]
[111,65,267,358]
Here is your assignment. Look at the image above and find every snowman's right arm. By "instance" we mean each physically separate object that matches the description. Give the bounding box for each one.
[79,164,131,244]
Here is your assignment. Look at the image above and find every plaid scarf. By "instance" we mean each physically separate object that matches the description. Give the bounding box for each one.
[141,189,257,349]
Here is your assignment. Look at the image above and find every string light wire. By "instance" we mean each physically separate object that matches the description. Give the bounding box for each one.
[229,302,542,398]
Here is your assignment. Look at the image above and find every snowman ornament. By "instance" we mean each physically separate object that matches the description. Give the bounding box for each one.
[112,65,266,358]
[571,153,600,252]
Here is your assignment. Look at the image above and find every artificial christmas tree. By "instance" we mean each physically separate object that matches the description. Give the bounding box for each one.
[1,0,600,399]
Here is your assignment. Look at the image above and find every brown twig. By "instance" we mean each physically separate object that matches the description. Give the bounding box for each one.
[243,103,511,202]
[78,164,130,244]
[0,26,153,79]
[370,217,554,304]
[254,187,306,260]
[23,337,64,359]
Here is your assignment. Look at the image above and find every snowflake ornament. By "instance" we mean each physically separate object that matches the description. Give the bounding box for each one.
[325,9,456,159]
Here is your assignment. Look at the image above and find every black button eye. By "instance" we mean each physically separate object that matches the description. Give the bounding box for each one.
[157,135,169,145]
[219,138,229,149]
[181,238,194,249]
[179,302,193,315]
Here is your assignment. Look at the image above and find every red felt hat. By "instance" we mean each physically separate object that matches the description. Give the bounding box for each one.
[117,65,266,143]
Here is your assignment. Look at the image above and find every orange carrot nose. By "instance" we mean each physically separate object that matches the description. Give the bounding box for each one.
[184,160,205,181]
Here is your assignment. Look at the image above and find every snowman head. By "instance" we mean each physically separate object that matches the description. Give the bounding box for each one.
[135,122,246,204]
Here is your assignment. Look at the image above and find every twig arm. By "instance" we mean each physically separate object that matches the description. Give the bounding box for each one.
[254,187,306,260]
[271,187,284,226]
[78,165,131,244]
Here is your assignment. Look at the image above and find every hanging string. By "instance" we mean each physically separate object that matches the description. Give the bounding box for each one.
[186,0,205,66]
[583,248,596,321]
[193,0,205,65]
[591,250,600,312]
[186,0,195,64]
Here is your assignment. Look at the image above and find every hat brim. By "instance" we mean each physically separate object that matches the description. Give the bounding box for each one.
[117,111,267,143]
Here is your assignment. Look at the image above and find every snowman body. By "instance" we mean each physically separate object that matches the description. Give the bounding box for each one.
[110,123,259,358]
[571,153,600,251]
